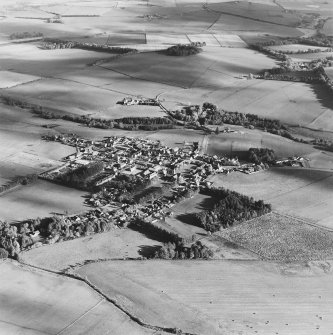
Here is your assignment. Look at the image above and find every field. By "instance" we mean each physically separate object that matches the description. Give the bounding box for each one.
[0,260,157,335]
[268,44,330,53]
[207,127,314,159]
[20,228,163,271]
[0,180,88,222]
[0,70,40,89]
[220,212,333,261]
[210,167,333,229]
[323,18,333,36]
[325,66,333,80]
[77,259,333,335]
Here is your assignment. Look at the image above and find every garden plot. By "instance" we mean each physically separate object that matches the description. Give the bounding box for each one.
[0,71,40,89]
[0,261,156,335]
[78,259,333,335]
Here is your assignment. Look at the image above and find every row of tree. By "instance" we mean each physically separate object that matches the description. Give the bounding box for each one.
[248,148,277,165]
[154,240,213,260]
[0,174,38,194]
[163,44,202,56]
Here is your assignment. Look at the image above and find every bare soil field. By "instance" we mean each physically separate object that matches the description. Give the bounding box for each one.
[21,228,163,271]
[77,259,333,335]
[0,180,88,222]
[0,261,157,335]
[220,212,333,261]
[210,167,333,229]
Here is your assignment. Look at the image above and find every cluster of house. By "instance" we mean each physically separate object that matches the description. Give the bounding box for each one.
[275,156,307,167]
[41,134,273,225]
[118,97,159,106]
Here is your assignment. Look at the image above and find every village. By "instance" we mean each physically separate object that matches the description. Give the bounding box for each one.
[37,133,275,241]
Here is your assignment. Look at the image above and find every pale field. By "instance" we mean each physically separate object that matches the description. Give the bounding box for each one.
[323,18,333,36]
[20,228,163,271]
[0,70,40,89]
[78,259,333,335]
[4,78,164,118]
[325,66,333,80]
[77,261,223,335]
[0,261,158,335]
[276,0,333,15]
[210,167,333,229]
[220,212,333,261]
[207,1,302,27]
[38,5,111,16]
[0,179,88,222]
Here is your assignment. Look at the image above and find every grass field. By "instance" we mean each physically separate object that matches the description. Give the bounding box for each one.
[325,66,333,80]
[0,261,157,335]
[21,228,163,271]
[220,212,333,261]
[77,259,333,335]
[210,167,333,229]
[0,180,88,222]
[207,128,314,159]
[323,18,333,36]
[0,71,40,89]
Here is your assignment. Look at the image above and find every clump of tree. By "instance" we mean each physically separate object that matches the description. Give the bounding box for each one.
[134,186,164,204]
[193,187,272,232]
[56,162,104,190]
[10,32,43,40]
[0,174,38,194]
[154,240,213,259]
[163,44,201,56]
[248,148,276,165]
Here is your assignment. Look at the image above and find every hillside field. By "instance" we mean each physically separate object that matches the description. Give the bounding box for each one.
[0,261,158,335]
[210,167,333,229]
[77,259,333,335]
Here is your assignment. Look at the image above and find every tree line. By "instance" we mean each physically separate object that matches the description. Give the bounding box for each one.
[193,187,272,232]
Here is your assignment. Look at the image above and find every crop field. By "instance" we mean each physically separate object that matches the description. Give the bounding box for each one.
[4,78,163,119]
[21,228,163,271]
[146,33,189,45]
[207,128,314,159]
[0,180,88,222]
[208,1,302,27]
[291,51,333,61]
[100,47,277,88]
[220,212,333,261]
[0,70,40,89]
[0,261,156,335]
[78,259,333,335]
[210,167,333,229]
[276,0,333,14]
[0,44,112,76]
